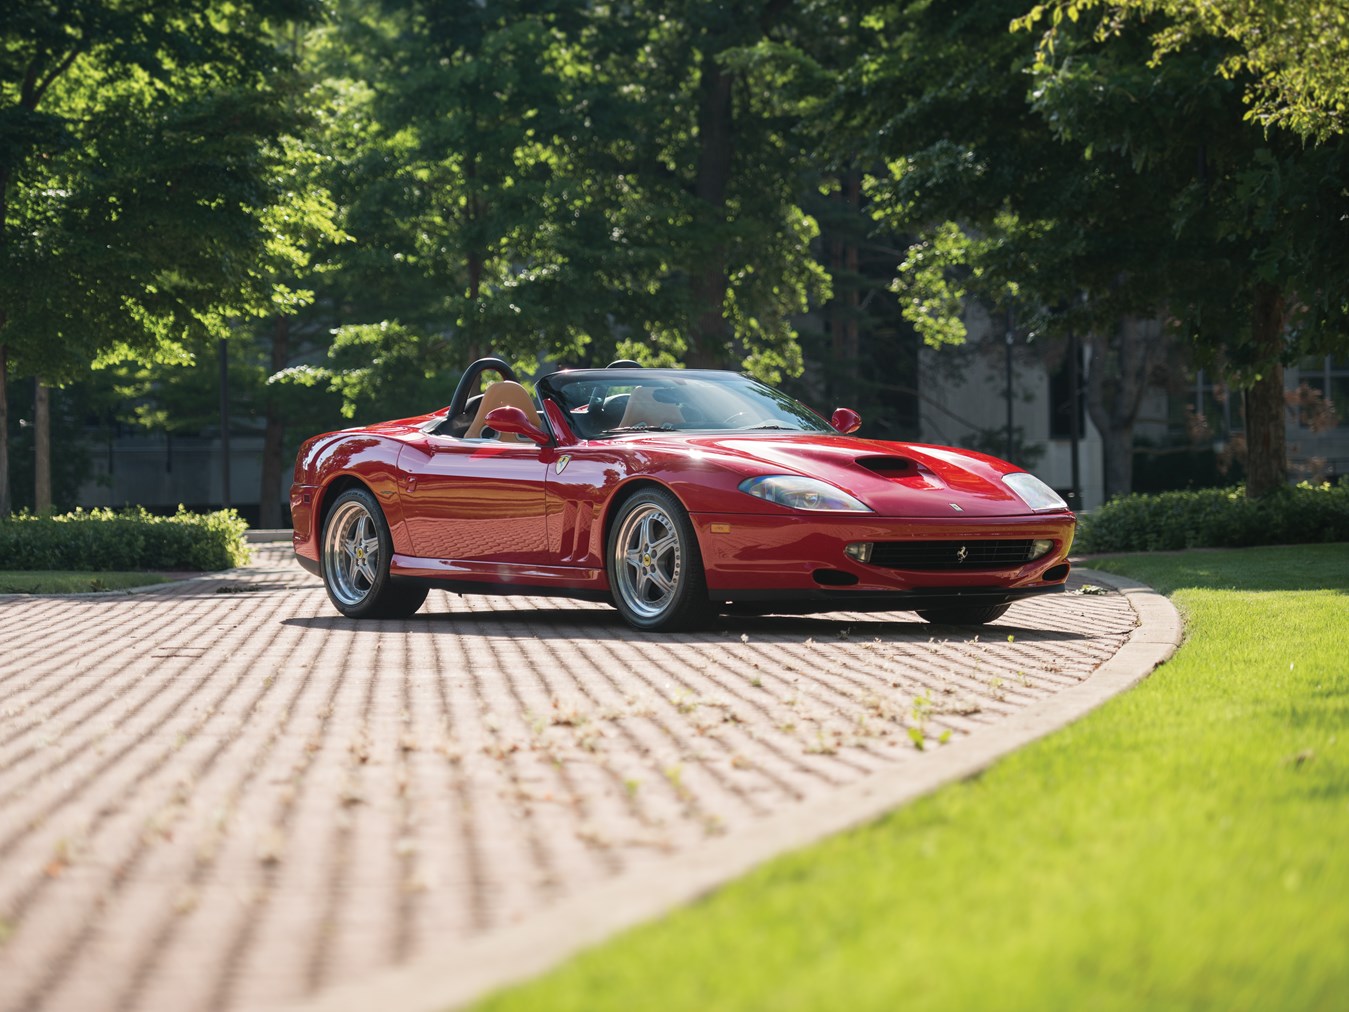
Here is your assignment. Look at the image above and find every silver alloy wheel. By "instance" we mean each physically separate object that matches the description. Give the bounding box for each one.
[613,503,682,620]
[324,499,382,607]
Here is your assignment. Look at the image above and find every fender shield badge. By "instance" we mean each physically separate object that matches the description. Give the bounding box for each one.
[555,454,572,475]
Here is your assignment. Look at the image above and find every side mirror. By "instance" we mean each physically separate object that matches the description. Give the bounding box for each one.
[483,406,551,445]
[830,407,862,435]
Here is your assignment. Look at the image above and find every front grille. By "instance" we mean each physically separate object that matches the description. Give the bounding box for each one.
[868,539,1037,570]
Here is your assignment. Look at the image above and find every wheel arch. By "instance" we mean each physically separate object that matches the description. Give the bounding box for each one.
[600,477,686,557]
[317,475,377,537]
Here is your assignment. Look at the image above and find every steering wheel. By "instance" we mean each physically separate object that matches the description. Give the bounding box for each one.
[446,357,518,425]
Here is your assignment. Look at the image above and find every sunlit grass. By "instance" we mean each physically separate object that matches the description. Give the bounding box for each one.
[0,571,171,594]
[478,544,1349,1011]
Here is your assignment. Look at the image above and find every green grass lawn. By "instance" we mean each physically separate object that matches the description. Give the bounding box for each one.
[0,571,171,594]
[479,544,1349,1011]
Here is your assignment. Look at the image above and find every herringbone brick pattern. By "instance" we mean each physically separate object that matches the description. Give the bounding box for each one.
[0,545,1136,1011]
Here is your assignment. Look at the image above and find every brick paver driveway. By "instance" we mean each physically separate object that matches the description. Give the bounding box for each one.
[0,544,1139,1011]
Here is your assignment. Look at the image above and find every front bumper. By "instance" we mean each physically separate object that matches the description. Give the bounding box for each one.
[690,510,1075,600]
[294,550,321,578]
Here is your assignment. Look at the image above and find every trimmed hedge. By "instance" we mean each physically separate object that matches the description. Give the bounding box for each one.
[0,507,251,572]
[1077,480,1349,554]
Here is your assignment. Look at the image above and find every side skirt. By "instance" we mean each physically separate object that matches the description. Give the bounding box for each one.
[389,553,608,599]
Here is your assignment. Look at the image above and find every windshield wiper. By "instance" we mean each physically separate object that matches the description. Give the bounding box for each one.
[598,423,678,435]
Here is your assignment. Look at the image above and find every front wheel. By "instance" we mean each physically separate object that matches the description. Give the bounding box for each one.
[916,603,1011,626]
[321,488,428,619]
[607,488,712,632]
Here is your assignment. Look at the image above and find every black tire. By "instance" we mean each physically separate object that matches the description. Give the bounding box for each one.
[606,487,712,632]
[320,487,429,619]
[916,603,1011,626]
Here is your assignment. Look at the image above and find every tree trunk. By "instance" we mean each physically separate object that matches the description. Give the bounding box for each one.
[35,379,51,513]
[827,171,862,394]
[1083,316,1168,500]
[1243,283,1288,498]
[688,48,734,368]
[218,340,231,509]
[259,315,290,529]
[1096,419,1136,504]
[0,342,9,517]
[465,252,485,364]
[2,165,10,516]
[463,155,485,364]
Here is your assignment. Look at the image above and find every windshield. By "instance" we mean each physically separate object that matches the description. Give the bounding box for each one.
[539,370,834,440]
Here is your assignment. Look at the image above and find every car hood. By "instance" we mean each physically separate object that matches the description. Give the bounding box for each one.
[646,432,1045,518]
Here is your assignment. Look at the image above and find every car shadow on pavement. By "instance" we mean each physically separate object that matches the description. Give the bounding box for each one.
[280,607,1106,643]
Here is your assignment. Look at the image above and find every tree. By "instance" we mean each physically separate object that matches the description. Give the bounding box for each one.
[627,0,837,379]
[0,0,320,514]
[280,0,834,421]
[829,0,1349,498]
[829,0,1193,497]
[1024,15,1349,496]
[1017,1,1349,141]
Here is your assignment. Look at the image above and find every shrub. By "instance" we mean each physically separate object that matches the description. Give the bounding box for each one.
[0,507,251,572]
[1077,480,1349,554]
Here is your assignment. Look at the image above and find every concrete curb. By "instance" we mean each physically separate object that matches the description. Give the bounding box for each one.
[0,533,284,602]
[245,529,293,544]
[276,567,1183,1012]
[0,571,219,602]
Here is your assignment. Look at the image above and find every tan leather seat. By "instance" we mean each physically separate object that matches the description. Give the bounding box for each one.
[616,386,684,429]
[465,380,544,441]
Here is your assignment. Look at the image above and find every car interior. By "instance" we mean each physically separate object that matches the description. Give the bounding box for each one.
[463,380,544,441]
[616,386,686,429]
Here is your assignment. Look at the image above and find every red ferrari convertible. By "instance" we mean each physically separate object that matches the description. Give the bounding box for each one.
[291,358,1075,631]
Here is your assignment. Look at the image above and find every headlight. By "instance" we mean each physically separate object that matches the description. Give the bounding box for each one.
[1003,472,1069,512]
[739,475,872,512]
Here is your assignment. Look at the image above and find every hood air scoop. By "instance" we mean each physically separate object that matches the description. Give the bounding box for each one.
[855,455,919,478]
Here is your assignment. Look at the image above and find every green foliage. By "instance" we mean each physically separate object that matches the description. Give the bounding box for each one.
[892,221,977,350]
[288,0,833,405]
[1022,18,1349,374]
[0,506,251,571]
[1016,1,1349,140]
[854,0,1349,496]
[1077,480,1349,553]
[1,1,326,381]
[0,0,336,515]
[271,320,452,420]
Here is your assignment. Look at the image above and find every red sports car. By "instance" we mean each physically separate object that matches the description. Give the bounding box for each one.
[290,358,1075,631]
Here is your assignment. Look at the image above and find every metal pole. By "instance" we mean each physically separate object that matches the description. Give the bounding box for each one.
[34,380,50,513]
[1068,328,1081,509]
[1005,305,1015,464]
[219,338,231,508]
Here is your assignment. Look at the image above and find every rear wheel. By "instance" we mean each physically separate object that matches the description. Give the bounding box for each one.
[916,603,1011,626]
[607,488,712,632]
[321,488,428,619]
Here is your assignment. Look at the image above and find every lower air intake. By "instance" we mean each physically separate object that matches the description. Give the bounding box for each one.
[868,540,1036,570]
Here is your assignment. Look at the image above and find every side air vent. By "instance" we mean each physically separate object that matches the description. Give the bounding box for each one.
[856,456,918,478]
